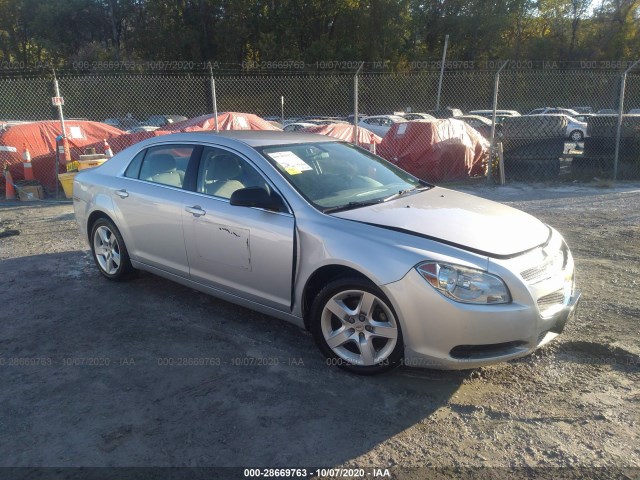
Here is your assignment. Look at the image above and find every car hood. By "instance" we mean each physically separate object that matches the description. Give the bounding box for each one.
[331,187,551,258]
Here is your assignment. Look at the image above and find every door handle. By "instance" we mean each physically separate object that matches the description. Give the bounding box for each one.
[115,189,129,198]
[185,205,206,217]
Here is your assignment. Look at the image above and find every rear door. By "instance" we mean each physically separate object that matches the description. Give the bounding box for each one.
[181,146,295,311]
[111,143,200,277]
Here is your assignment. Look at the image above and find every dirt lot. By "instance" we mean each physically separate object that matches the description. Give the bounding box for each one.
[0,183,638,478]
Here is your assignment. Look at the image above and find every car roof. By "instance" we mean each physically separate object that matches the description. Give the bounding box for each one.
[469,109,518,114]
[180,130,338,147]
[364,115,406,121]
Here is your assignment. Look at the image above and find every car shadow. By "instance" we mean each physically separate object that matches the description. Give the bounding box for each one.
[0,251,467,467]
[554,340,640,373]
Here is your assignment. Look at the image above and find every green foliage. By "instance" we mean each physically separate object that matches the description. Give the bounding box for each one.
[0,0,638,65]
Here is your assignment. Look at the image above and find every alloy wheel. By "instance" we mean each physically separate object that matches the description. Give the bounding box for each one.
[93,225,121,275]
[320,289,398,366]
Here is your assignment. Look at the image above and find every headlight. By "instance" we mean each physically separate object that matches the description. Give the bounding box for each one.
[416,262,511,304]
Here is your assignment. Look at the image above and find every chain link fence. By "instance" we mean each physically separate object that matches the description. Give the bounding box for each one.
[1,63,639,196]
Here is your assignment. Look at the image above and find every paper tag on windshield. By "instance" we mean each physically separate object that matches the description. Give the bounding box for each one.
[267,151,312,175]
[397,123,408,135]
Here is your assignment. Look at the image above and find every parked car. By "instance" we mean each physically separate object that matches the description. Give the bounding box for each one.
[468,110,521,124]
[425,108,463,119]
[573,114,595,123]
[345,113,367,123]
[74,131,580,374]
[283,122,316,132]
[526,107,579,116]
[104,117,141,130]
[400,113,436,121]
[628,109,640,114]
[457,115,499,139]
[358,115,406,136]
[146,115,188,127]
[571,107,594,114]
[307,118,350,125]
[530,114,588,141]
[596,109,618,114]
[127,126,160,134]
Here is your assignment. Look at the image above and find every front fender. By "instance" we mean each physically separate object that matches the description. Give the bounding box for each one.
[292,212,489,318]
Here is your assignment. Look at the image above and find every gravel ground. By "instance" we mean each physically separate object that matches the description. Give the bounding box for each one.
[0,182,638,477]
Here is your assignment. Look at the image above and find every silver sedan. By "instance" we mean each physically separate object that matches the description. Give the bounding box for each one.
[73,131,580,374]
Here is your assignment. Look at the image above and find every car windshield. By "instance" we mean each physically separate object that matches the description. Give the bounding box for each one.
[259,142,428,211]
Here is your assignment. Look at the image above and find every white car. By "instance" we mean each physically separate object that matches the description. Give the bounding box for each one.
[358,115,406,137]
[468,110,520,118]
[529,114,588,141]
[527,107,579,117]
[400,113,436,121]
[565,116,589,141]
[468,110,521,124]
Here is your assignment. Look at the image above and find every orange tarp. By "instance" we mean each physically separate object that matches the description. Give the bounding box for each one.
[302,123,382,150]
[159,112,282,132]
[377,119,489,182]
[0,120,124,192]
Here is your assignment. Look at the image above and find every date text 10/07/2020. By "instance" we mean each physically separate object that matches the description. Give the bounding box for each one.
[243,468,391,478]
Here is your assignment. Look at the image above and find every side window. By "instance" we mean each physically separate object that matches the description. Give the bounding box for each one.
[137,145,194,188]
[124,150,145,178]
[197,147,269,200]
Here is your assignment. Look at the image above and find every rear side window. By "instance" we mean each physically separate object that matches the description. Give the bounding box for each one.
[124,150,145,178]
[136,145,195,188]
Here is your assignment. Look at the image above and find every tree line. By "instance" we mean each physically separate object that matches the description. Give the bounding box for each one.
[0,0,638,69]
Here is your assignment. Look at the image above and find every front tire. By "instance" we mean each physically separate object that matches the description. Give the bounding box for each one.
[90,218,133,281]
[309,277,403,375]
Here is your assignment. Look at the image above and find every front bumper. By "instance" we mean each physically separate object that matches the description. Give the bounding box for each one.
[382,267,580,370]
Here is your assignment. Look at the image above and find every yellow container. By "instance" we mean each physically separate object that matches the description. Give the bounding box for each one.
[78,158,108,171]
[58,172,77,199]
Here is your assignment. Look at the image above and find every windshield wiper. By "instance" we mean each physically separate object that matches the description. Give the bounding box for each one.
[323,199,385,214]
[383,186,430,202]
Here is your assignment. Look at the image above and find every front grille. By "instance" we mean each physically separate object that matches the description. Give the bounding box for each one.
[537,289,566,316]
[521,246,566,284]
[521,263,550,283]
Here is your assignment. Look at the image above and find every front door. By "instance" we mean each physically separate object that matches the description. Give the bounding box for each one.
[181,146,295,311]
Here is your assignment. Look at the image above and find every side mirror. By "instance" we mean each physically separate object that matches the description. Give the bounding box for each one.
[230,187,284,212]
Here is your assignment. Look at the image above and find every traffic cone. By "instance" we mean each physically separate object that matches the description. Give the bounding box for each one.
[4,167,16,200]
[62,136,71,163]
[22,144,34,181]
[56,137,71,165]
[103,139,113,158]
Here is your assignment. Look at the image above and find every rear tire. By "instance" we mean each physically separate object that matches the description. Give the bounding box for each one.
[569,130,584,142]
[309,277,403,375]
[90,218,134,281]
